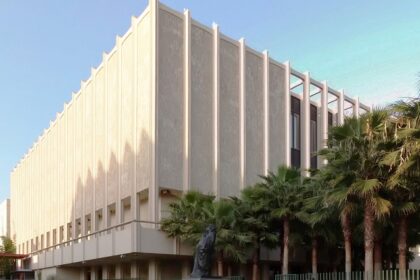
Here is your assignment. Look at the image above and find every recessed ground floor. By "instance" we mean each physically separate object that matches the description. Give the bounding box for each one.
[33,254,284,280]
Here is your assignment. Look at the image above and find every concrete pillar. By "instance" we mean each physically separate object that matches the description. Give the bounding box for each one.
[240,263,247,277]
[115,264,122,279]
[149,0,159,229]
[354,96,360,118]
[262,263,270,280]
[239,38,246,190]
[181,260,191,279]
[338,90,345,125]
[212,23,220,199]
[102,266,108,280]
[131,261,140,278]
[283,61,291,167]
[263,50,270,176]
[90,267,97,280]
[302,72,311,176]
[183,8,191,193]
[148,259,159,280]
[320,81,329,167]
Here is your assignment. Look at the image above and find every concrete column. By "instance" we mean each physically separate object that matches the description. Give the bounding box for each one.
[91,67,97,243]
[103,51,109,233]
[181,260,191,279]
[131,262,139,278]
[115,264,122,279]
[302,72,311,176]
[212,23,220,199]
[117,35,123,227]
[283,61,291,167]
[239,38,246,190]
[240,263,247,277]
[320,81,329,167]
[263,50,270,176]
[149,0,159,228]
[131,13,139,251]
[262,263,270,280]
[338,90,345,125]
[90,267,97,280]
[102,266,108,279]
[354,96,360,118]
[183,9,191,193]
[148,259,159,280]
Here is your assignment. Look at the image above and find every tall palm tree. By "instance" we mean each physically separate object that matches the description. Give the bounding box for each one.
[321,111,393,280]
[259,166,303,275]
[240,186,279,280]
[205,199,253,276]
[319,128,359,279]
[382,98,420,279]
[299,175,339,277]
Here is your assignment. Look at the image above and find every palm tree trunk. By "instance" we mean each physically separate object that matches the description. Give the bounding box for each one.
[282,218,290,275]
[364,203,375,280]
[227,264,232,276]
[398,216,408,280]
[312,237,318,279]
[279,231,283,273]
[217,250,224,277]
[252,247,260,280]
[374,239,382,280]
[341,212,352,280]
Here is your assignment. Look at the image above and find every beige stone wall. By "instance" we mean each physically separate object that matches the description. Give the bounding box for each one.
[11,8,153,254]
[157,8,185,191]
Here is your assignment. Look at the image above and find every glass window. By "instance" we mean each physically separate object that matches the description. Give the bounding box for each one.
[310,120,317,154]
[291,113,300,150]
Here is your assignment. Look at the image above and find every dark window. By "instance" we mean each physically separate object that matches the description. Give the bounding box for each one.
[291,97,301,168]
[328,112,333,127]
[310,105,317,169]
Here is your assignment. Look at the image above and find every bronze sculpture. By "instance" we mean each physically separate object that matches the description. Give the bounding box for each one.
[190,224,217,278]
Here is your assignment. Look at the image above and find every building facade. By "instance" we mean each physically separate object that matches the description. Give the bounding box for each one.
[11,0,369,279]
[0,199,10,238]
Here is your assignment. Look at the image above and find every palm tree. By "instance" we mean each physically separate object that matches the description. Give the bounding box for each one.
[299,175,339,277]
[207,199,253,276]
[259,166,303,275]
[161,191,252,277]
[382,98,420,279]
[240,186,279,280]
[321,111,393,280]
[161,191,214,244]
[319,128,359,279]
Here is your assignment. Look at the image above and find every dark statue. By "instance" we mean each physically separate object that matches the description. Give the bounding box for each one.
[190,224,217,278]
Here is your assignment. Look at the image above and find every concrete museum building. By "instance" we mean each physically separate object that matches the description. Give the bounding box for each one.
[11,0,369,279]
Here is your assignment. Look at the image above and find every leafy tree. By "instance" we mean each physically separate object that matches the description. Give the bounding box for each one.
[0,236,16,278]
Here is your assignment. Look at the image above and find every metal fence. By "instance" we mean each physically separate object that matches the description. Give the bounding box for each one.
[103,277,244,280]
[275,270,420,280]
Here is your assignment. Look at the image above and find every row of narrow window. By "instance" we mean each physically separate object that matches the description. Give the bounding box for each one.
[17,194,152,255]
[290,96,334,170]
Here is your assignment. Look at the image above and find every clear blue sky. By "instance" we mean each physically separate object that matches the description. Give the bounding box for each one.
[1,0,420,201]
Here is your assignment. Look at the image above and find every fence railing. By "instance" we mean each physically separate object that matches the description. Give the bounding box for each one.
[103,277,243,280]
[275,270,420,280]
